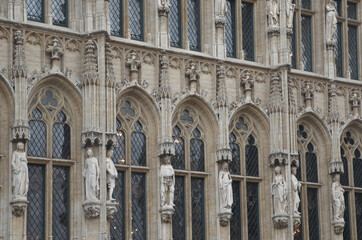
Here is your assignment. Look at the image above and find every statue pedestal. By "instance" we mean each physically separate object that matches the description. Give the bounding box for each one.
[10,197,28,217]
[83,200,101,218]
[332,219,345,235]
[218,209,232,227]
[106,201,118,220]
[10,198,28,240]
[160,205,174,240]
[272,214,289,229]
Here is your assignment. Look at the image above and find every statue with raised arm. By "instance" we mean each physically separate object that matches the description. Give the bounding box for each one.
[326,0,338,43]
[291,166,302,215]
[272,166,287,215]
[266,0,280,28]
[12,142,29,200]
[219,162,233,211]
[106,150,118,201]
[332,174,345,222]
[83,148,100,201]
[286,0,295,29]
[160,156,175,207]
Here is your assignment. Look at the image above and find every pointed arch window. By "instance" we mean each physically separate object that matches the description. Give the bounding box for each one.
[190,128,204,172]
[229,133,240,175]
[341,147,349,186]
[245,134,258,177]
[112,119,126,164]
[306,142,318,183]
[52,111,71,159]
[172,126,185,170]
[28,108,47,157]
[131,121,147,166]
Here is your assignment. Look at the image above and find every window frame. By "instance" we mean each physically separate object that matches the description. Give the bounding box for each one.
[26,0,69,27]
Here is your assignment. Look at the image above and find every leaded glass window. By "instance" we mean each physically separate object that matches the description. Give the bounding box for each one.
[27,0,44,22]
[169,0,182,48]
[230,181,241,240]
[242,2,254,61]
[226,0,236,58]
[307,188,319,240]
[347,1,357,19]
[301,15,312,71]
[52,0,68,26]
[172,126,185,170]
[113,119,126,164]
[52,111,71,159]
[190,128,204,172]
[111,171,125,240]
[129,0,143,40]
[110,0,123,37]
[334,0,342,16]
[341,147,349,186]
[301,0,311,9]
[348,25,358,80]
[245,135,258,177]
[335,22,343,77]
[306,143,318,183]
[247,182,259,240]
[291,16,297,69]
[173,176,185,240]
[229,133,241,175]
[131,121,146,166]
[27,164,45,240]
[343,192,351,240]
[191,177,205,240]
[131,172,146,240]
[187,0,201,51]
[353,149,362,188]
[52,166,70,239]
[28,108,47,157]
[356,193,362,238]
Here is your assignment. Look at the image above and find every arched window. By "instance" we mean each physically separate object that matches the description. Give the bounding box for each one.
[27,89,72,239]
[229,115,261,240]
[172,126,185,170]
[131,121,146,166]
[190,128,204,172]
[112,118,126,164]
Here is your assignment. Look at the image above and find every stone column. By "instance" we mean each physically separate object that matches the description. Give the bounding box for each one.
[158,1,170,48]
[325,1,338,79]
[214,18,226,58]
[8,0,26,22]
[125,52,141,84]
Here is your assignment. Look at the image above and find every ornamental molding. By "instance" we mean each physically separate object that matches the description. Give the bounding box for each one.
[81,131,103,147]
[269,152,288,166]
[11,125,30,141]
[218,211,232,227]
[158,142,175,157]
[83,200,101,218]
[272,214,289,229]
[10,198,28,217]
[106,201,118,220]
[160,205,174,224]
[328,161,344,174]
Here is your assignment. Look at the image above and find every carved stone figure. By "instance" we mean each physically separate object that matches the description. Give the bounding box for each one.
[106,150,118,201]
[266,0,280,28]
[332,174,345,222]
[326,0,338,43]
[185,62,200,93]
[83,148,100,201]
[286,0,295,29]
[160,156,175,207]
[272,166,287,215]
[219,162,233,211]
[46,38,63,72]
[215,0,227,17]
[12,142,28,200]
[291,166,301,216]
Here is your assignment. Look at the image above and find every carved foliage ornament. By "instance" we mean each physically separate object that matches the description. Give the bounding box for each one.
[82,40,99,86]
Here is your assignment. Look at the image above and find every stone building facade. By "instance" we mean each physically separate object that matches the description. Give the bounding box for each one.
[0,0,361,240]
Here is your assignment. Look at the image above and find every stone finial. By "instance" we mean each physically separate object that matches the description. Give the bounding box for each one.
[349,89,361,118]
[158,0,170,17]
[216,65,227,107]
[105,43,116,87]
[240,70,254,101]
[46,38,63,72]
[12,30,27,78]
[185,62,200,93]
[269,73,283,112]
[302,82,314,109]
[126,52,141,84]
[82,40,99,86]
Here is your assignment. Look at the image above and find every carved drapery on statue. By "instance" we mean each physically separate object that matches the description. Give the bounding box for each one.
[331,174,345,234]
[160,157,175,207]
[286,0,295,29]
[106,150,118,201]
[215,0,227,17]
[272,166,287,215]
[12,142,29,200]
[326,0,338,44]
[83,148,100,201]
[219,162,233,210]
[266,0,280,28]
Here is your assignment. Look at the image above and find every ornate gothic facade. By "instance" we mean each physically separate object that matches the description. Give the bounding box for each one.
[0,0,361,240]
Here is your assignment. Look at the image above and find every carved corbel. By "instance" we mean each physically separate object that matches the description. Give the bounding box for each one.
[185,62,200,94]
[81,131,103,147]
[83,200,101,218]
[158,142,175,157]
[158,0,170,17]
[10,198,28,217]
[106,201,118,220]
[302,82,314,109]
[349,89,361,118]
[269,152,288,166]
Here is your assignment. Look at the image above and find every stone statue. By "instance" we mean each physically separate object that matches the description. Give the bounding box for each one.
[291,166,301,215]
[286,0,295,29]
[326,0,338,43]
[215,0,227,17]
[83,148,100,201]
[158,0,169,7]
[272,166,287,215]
[332,174,345,222]
[106,150,118,201]
[219,162,233,211]
[160,156,175,207]
[12,142,29,200]
[266,0,280,28]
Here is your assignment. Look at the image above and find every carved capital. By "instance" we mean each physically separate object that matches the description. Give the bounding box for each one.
[215,16,226,28]
[10,198,28,217]
[328,161,344,174]
[216,148,232,162]
[326,40,337,50]
[269,152,288,166]
[158,5,170,17]
[218,210,232,227]
[160,205,174,224]
[106,201,118,220]
[83,200,101,218]
[81,131,103,147]
[272,214,289,229]
[11,125,30,141]
[267,26,280,37]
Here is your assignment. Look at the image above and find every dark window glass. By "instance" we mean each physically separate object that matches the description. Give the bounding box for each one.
[335,22,343,77]
[129,0,143,40]
[343,192,351,240]
[242,2,254,61]
[52,111,71,159]
[110,0,123,37]
[27,164,45,240]
[230,181,241,240]
[190,128,205,172]
[169,0,182,48]
[113,119,126,164]
[307,188,319,240]
[27,0,44,22]
[344,131,355,145]
[290,15,297,69]
[348,25,358,80]
[245,135,258,177]
[353,149,362,188]
[294,200,303,240]
[28,108,47,157]
[187,0,201,51]
[191,177,205,240]
[306,143,318,183]
[356,193,362,238]
[340,147,349,186]
[226,0,236,58]
[347,1,357,19]
[131,173,146,240]
[52,166,69,239]
[301,15,312,71]
[247,182,259,240]
[229,133,241,175]
[52,0,67,26]
[172,176,185,240]
[297,124,308,139]
[334,0,342,16]
[172,126,185,169]
[111,171,125,240]
[297,152,302,181]
[235,117,248,131]
[301,0,311,9]
[131,121,146,166]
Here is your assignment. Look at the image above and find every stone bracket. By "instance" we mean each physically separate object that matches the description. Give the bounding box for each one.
[81,131,103,147]
[332,219,345,235]
[272,214,288,229]
[160,205,175,224]
[83,200,101,218]
[11,198,28,217]
[218,210,232,227]
[11,125,30,141]
[216,148,232,162]
[105,132,118,147]
[106,201,118,220]
[328,161,344,174]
